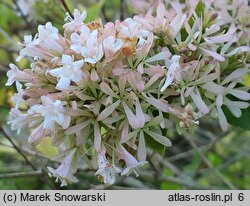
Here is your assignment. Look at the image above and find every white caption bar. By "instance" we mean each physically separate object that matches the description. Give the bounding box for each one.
[0,190,249,206]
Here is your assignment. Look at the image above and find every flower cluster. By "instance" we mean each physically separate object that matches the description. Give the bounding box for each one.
[6,0,250,186]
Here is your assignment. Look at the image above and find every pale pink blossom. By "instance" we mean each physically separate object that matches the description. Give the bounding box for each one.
[64,9,87,32]
[48,148,78,186]
[8,108,31,134]
[38,22,63,52]
[95,151,121,184]
[16,35,49,62]
[6,64,32,86]
[117,145,147,176]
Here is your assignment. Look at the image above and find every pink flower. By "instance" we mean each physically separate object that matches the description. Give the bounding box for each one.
[6,1,250,186]
[128,0,163,14]
[37,22,63,52]
[8,108,31,134]
[118,18,149,45]
[6,64,32,86]
[95,151,121,184]
[48,148,78,186]
[16,35,49,62]
[64,9,87,32]
[117,145,147,176]
[28,123,47,146]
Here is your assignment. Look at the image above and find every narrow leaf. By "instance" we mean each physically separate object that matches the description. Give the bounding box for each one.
[144,129,172,147]
[97,100,121,121]
[100,82,119,98]
[138,130,147,161]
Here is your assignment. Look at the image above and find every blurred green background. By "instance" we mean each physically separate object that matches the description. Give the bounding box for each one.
[0,0,250,190]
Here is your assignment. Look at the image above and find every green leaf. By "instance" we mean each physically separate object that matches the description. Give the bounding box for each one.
[144,129,172,147]
[222,105,250,130]
[144,115,163,128]
[207,152,222,166]
[161,182,182,190]
[85,0,105,22]
[137,130,146,161]
[0,4,20,33]
[183,153,201,176]
[123,129,139,143]
[144,131,166,155]
[36,137,58,157]
[243,73,250,87]
[0,107,8,124]
[97,100,120,121]
[181,28,188,41]
[195,1,205,18]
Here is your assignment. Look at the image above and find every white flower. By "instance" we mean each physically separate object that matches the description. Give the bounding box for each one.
[49,55,84,90]
[70,25,92,53]
[11,82,25,109]
[118,145,147,176]
[8,108,30,134]
[6,64,32,86]
[48,148,78,186]
[80,30,104,64]
[63,9,87,32]
[38,22,63,52]
[16,35,49,62]
[95,152,121,185]
[160,55,181,92]
[38,22,59,41]
[29,96,70,129]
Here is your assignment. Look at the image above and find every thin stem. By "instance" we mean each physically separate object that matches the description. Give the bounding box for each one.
[59,0,73,17]
[0,27,17,47]
[167,142,213,162]
[101,6,110,23]
[0,142,60,163]
[159,175,218,189]
[184,133,236,189]
[120,0,125,21]
[0,127,36,170]
[0,170,42,178]
[0,126,56,189]
[12,0,33,28]
[0,65,8,73]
